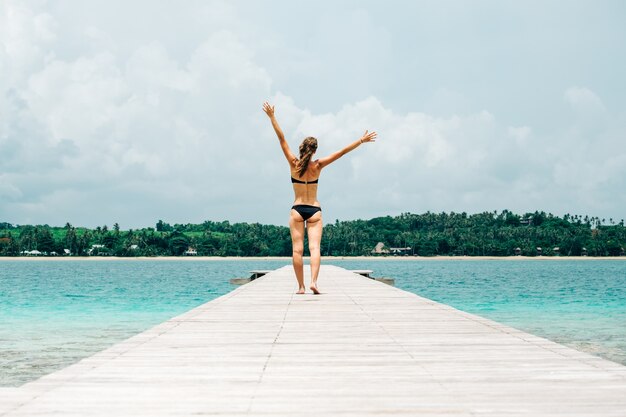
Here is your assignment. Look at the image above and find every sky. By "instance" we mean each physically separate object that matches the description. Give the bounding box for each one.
[1,0,626,229]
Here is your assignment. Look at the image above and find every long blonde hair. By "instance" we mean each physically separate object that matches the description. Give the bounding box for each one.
[295,137,317,177]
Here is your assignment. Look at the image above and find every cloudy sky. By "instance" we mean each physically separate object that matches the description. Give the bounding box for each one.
[1,0,625,229]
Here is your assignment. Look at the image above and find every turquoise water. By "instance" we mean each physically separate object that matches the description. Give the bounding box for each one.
[0,260,287,387]
[1,259,625,387]
[333,259,626,366]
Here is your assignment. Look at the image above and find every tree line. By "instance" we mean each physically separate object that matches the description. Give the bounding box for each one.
[1,210,625,257]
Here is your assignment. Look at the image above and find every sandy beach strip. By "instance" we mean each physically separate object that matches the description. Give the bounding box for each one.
[1,255,625,261]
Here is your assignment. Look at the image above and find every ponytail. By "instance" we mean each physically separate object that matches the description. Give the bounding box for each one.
[295,137,318,177]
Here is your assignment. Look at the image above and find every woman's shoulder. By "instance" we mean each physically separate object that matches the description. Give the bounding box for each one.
[312,159,322,168]
[309,159,322,173]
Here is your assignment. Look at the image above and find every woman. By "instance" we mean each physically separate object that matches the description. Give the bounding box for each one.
[262,101,377,294]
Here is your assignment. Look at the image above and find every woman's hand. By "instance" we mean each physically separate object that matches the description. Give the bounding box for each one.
[359,130,377,143]
[264,101,294,161]
[262,101,275,118]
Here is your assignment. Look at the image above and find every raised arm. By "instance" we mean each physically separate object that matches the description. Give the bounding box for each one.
[318,130,377,168]
[263,102,297,165]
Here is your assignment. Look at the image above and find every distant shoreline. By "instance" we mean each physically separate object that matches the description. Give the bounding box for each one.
[1,256,625,261]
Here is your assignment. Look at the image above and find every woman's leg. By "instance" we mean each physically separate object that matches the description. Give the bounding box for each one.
[306,212,323,294]
[289,210,306,294]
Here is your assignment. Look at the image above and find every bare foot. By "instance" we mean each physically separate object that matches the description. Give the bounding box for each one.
[296,287,306,294]
[310,283,320,295]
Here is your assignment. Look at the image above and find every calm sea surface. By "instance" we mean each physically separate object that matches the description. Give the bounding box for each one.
[1,259,625,386]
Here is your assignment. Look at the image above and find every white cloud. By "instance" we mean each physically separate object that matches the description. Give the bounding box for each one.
[126,44,192,93]
[26,52,125,143]
[508,126,531,146]
[564,86,605,112]
[1,1,625,228]
[0,2,56,85]
[266,97,533,219]
[1,2,276,226]
[266,94,625,222]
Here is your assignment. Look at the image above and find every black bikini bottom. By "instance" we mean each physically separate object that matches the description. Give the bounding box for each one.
[291,204,322,221]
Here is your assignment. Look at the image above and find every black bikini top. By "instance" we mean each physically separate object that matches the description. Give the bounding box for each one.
[291,176,319,184]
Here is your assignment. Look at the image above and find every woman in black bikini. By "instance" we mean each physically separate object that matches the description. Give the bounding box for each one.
[262,101,377,294]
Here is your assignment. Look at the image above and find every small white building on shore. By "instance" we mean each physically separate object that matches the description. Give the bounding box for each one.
[371,242,390,255]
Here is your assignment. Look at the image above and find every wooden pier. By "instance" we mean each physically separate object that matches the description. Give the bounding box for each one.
[1,265,625,416]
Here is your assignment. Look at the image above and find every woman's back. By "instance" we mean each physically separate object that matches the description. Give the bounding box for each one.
[291,161,321,206]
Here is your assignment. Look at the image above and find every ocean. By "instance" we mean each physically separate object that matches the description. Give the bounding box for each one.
[1,258,624,386]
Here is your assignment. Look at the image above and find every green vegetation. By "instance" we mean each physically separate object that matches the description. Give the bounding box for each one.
[1,211,625,257]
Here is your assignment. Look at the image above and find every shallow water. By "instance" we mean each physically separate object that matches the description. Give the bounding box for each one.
[1,258,625,387]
